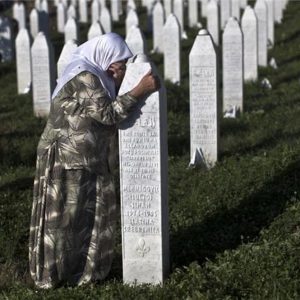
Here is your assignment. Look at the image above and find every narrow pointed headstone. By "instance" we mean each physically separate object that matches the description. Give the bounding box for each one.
[126,25,147,55]
[221,0,231,28]
[111,0,120,21]
[201,0,208,17]
[64,17,78,43]
[240,0,248,8]
[207,0,219,46]
[67,4,77,19]
[173,0,184,38]
[188,0,198,27]
[163,14,181,84]
[87,21,104,40]
[100,5,112,33]
[153,1,165,53]
[126,9,139,35]
[164,0,172,17]
[274,0,282,23]
[254,0,268,67]
[91,0,100,23]
[266,0,274,46]
[13,2,26,29]
[57,2,67,33]
[30,8,40,38]
[79,0,88,22]
[231,0,240,21]
[41,0,48,13]
[118,53,169,285]
[57,39,78,78]
[222,17,243,115]
[189,29,218,168]
[31,32,55,117]
[0,17,13,62]
[241,6,258,82]
[16,28,32,94]
[127,0,137,11]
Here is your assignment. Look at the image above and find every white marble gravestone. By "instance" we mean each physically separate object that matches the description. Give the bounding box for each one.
[231,0,240,21]
[67,4,77,20]
[35,0,41,11]
[222,17,243,115]
[188,0,198,27]
[57,39,78,78]
[127,0,137,11]
[30,8,40,38]
[274,0,282,23]
[13,2,26,29]
[164,0,172,17]
[79,0,88,23]
[221,0,231,28]
[16,29,32,94]
[100,5,112,33]
[87,21,104,40]
[254,0,268,67]
[41,0,48,13]
[57,2,67,33]
[189,29,218,168]
[126,9,139,36]
[241,6,258,82]
[153,1,165,53]
[201,0,208,17]
[111,0,119,21]
[118,54,169,285]
[126,25,147,55]
[163,14,181,84]
[266,0,274,46]
[31,32,55,117]
[207,0,219,46]
[91,0,100,23]
[173,0,184,37]
[240,0,248,8]
[0,17,13,62]
[64,17,78,43]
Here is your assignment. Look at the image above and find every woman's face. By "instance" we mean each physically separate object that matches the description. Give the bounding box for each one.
[107,60,127,88]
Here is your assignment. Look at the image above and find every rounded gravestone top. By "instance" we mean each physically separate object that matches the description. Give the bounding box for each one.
[198,29,208,35]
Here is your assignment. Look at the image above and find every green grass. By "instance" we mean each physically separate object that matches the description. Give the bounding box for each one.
[1,1,300,299]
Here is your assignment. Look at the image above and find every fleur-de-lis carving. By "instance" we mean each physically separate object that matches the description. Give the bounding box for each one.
[136,238,150,257]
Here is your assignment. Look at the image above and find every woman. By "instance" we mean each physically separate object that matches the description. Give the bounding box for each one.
[29,33,160,288]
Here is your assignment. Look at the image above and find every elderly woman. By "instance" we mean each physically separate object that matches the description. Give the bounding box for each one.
[29,33,160,288]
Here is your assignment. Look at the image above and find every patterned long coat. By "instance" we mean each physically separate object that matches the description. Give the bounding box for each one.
[29,71,138,288]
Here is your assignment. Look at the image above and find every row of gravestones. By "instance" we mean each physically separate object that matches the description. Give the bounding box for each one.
[0,0,289,285]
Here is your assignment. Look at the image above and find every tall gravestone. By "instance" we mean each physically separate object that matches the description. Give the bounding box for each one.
[173,0,184,38]
[118,54,169,284]
[57,2,67,33]
[274,0,282,23]
[30,8,40,38]
[222,17,243,115]
[67,4,77,20]
[221,0,231,28]
[57,39,78,78]
[126,9,139,35]
[41,0,48,13]
[164,0,172,17]
[13,2,26,29]
[266,0,274,46]
[88,21,104,40]
[254,0,268,67]
[91,0,100,23]
[189,29,218,168]
[241,6,258,82]
[207,0,219,46]
[127,0,137,11]
[240,0,248,8]
[0,17,13,62]
[16,28,32,94]
[31,32,55,117]
[231,0,240,21]
[126,25,147,55]
[111,0,119,21]
[100,5,112,33]
[188,0,198,27]
[201,0,208,17]
[153,1,165,53]
[79,0,88,22]
[163,14,181,84]
[64,17,78,43]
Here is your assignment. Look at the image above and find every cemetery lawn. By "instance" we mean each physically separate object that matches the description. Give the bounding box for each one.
[1,2,300,299]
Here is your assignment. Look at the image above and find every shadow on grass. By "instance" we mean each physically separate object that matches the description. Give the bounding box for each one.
[170,158,300,269]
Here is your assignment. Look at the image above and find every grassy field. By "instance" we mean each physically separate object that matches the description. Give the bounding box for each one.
[1,1,300,299]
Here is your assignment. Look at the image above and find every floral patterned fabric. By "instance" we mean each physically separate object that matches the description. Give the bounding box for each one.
[29,71,138,288]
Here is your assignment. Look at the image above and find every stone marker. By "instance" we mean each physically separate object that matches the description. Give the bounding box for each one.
[221,0,231,28]
[111,0,120,21]
[100,5,112,33]
[88,21,104,40]
[241,6,258,82]
[207,0,219,46]
[31,32,55,117]
[163,13,181,84]
[164,0,172,17]
[30,8,40,38]
[126,25,147,55]
[16,28,32,94]
[35,0,41,11]
[188,0,198,27]
[126,9,139,35]
[153,1,165,53]
[269,57,277,69]
[127,0,137,11]
[189,29,218,168]
[13,2,26,29]
[173,0,184,37]
[57,2,67,33]
[240,0,248,8]
[79,0,88,22]
[201,0,208,17]
[91,0,100,23]
[274,0,282,23]
[64,17,78,43]
[266,0,274,46]
[118,53,169,285]
[254,0,268,67]
[57,39,78,78]
[67,4,77,19]
[231,0,240,21]
[0,17,13,62]
[222,17,243,116]
[41,0,48,13]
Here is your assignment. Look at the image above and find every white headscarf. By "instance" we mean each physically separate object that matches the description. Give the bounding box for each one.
[52,33,133,100]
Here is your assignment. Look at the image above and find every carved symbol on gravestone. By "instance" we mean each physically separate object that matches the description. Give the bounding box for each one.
[136,238,150,257]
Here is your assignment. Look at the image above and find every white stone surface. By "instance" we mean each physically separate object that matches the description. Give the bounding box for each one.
[274,0,283,23]
[118,54,169,285]
[188,0,198,27]
[240,0,248,8]
[87,21,104,40]
[57,39,78,78]
[79,0,88,23]
[67,4,77,19]
[57,2,67,33]
[163,13,181,84]
[100,5,112,33]
[201,0,208,17]
[30,8,40,38]
[164,0,172,17]
[173,0,184,37]
[111,0,119,21]
[153,1,165,53]
[127,0,137,11]
[231,0,240,21]
[126,9,139,35]
[64,17,78,43]
[35,0,41,11]
[189,29,218,168]
[16,28,32,94]
[207,0,219,46]
[31,32,55,117]
[254,0,268,66]
[13,3,26,29]
[241,6,258,81]
[0,17,13,62]
[266,0,274,46]
[91,0,100,23]
[41,0,48,13]
[126,25,147,55]
[222,17,243,114]
[221,0,231,28]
